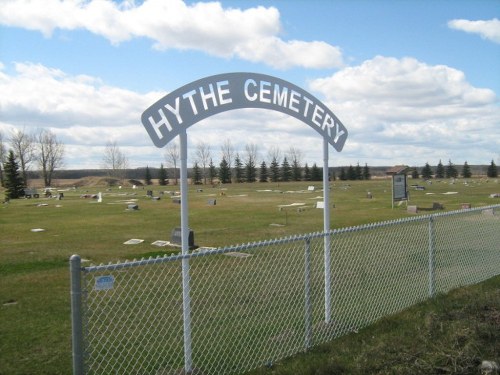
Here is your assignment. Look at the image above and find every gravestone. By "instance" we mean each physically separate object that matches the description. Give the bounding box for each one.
[432,202,444,210]
[407,205,418,214]
[127,204,139,210]
[207,199,216,206]
[171,227,195,249]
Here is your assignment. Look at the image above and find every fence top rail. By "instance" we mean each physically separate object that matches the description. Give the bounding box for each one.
[80,204,500,273]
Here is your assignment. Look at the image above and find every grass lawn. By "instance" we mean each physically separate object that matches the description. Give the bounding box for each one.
[1,177,499,374]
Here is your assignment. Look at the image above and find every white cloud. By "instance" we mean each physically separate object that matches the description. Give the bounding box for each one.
[1,57,499,169]
[448,18,500,44]
[0,61,159,128]
[309,56,500,165]
[0,0,343,69]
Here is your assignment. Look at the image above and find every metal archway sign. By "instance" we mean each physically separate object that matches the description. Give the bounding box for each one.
[142,72,348,151]
[141,72,348,373]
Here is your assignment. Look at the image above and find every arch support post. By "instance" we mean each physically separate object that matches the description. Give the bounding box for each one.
[323,139,331,323]
[179,130,193,373]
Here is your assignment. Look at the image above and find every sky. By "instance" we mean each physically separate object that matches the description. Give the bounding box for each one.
[0,0,499,170]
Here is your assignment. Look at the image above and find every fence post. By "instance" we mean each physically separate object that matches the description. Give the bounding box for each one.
[428,216,436,298]
[70,255,85,375]
[304,237,313,350]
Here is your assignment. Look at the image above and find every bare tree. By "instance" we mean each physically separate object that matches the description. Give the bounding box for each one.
[267,145,282,164]
[10,128,35,185]
[287,146,303,165]
[35,129,64,187]
[287,146,304,181]
[244,143,259,183]
[195,141,211,184]
[102,141,129,182]
[220,139,234,182]
[164,142,180,185]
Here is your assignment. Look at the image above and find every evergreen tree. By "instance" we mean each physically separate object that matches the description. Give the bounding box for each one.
[144,165,152,185]
[218,157,231,184]
[259,161,268,182]
[234,154,244,183]
[208,159,217,184]
[4,150,25,199]
[245,158,257,183]
[192,162,202,185]
[280,157,292,182]
[347,165,357,180]
[411,167,419,179]
[158,163,168,185]
[292,159,302,181]
[355,163,362,180]
[487,159,498,178]
[339,167,347,181]
[363,163,371,180]
[445,160,458,179]
[270,157,280,183]
[435,160,445,179]
[303,163,311,181]
[421,163,433,179]
[461,161,472,179]
[311,163,322,181]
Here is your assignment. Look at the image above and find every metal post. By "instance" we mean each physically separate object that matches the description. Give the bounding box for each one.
[323,139,331,323]
[70,255,84,375]
[304,238,312,350]
[428,216,436,297]
[179,130,193,373]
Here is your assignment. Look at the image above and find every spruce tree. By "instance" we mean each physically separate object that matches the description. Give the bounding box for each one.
[445,160,458,179]
[355,163,362,180]
[208,159,217,184]
[218,157,231,184]
[259,161,268,182]
[421,163,433,179]
[311,163,322,181]
[4,150,25,199]
[192,162,202,184]
[280,157,292,182]
[435,160,445,179]
[158,163,168,185]
[363,163,371,180]
[292,159,302,181]
[270,157,280,183]
[461,162,472,179]
[245,158,257,183]
[144,165,152,185]
[234,154,244,183]
[411,167,419,179]
[347,165,356,180]
[487,160,498,178]
[303,163,311,181]
[339,167,347,181]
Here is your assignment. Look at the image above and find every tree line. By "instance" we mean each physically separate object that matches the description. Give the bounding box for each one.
[2,130,498,198]
[415,159,498,179]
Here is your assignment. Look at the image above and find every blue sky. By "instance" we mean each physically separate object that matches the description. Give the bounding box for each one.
[1,0,499,170]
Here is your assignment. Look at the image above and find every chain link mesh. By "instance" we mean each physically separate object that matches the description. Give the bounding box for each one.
[79,205,500,374]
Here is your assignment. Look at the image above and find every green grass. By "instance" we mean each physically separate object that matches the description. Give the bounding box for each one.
[246,275,500,375]
[1,178,499,374]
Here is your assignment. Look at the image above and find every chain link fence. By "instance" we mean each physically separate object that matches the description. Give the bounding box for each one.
[70,205,500,374]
